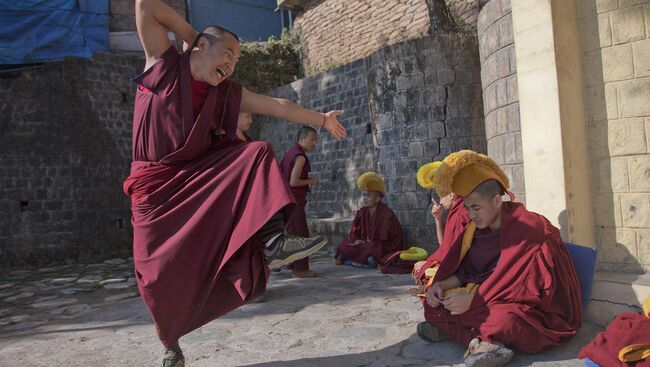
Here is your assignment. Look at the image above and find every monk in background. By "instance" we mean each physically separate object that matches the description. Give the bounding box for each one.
[236,111,253,142]
[280,126,320,278]
[335,172,404,268]
[416,150,581,367]
[125,0,346,365]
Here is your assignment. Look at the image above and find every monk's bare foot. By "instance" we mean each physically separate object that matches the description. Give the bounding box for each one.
[416,321,451,343]
[463,338,514,367]
[291,269,318,278]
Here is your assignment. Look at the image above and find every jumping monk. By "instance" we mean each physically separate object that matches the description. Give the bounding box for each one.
[335,172,404,268]
[411,161,470,295]
[279,126,320,278]
[415,150,581,367]
[124,0,346,365]
[236,111,253,142]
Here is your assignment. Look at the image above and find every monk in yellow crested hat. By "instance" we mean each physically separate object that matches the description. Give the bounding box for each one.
[335,171,404,269]
[415,150,581,367]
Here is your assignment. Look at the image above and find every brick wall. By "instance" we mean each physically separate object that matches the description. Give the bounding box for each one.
[578,0,650,273]
[258,33,484,251]
[293,0,431,74]
[0,52,144,268]
[477,0,525,203]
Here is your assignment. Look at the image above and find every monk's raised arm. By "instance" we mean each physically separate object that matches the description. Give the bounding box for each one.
[135,0,198,68]
[240,87,347,140]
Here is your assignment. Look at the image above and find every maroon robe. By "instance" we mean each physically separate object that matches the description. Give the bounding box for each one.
[123,45,295,348]
[418,196,470,277]
[336,202,404,265]
[423,202,581,353]
[279,144,311,271]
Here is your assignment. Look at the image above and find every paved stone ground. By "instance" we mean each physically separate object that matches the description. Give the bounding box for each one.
[0,255,600,367]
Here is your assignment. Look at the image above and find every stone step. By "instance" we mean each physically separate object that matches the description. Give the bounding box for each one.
[585,271,650,327]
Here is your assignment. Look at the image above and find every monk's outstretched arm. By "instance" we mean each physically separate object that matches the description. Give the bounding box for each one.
[135,0,198,68]
[240,87,346,140]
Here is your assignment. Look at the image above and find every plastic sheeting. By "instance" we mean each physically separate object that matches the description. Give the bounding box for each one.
[0,0,108,64]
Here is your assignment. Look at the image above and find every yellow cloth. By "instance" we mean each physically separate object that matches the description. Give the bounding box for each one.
[644,295,650,318]
[357,171,386,194]
[619,344,650,363]
[432,150,510,197]
[417,161,442,189]
[400,247,428,261]
[416,222,478,297]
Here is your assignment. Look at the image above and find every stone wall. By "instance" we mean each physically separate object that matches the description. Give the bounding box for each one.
[477,0,525,203]
[0,52,143,268]
[578,0,650,273]
[445,0,480,31]
[259,33,484,250]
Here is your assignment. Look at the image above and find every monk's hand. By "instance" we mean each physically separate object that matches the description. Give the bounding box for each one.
[413,261,426,275]
[431,198,444,221]
[441,293,474,315]
[323,110,346,140]
[309,177,320,186]
[425,283,446,308]
[352,239,365,246]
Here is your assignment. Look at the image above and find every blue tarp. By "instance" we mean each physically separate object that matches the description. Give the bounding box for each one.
[0,0,109,64]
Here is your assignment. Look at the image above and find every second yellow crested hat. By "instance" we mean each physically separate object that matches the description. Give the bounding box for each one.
[432,150,510,197]
[416,161,442,189]
[357,171,386,194]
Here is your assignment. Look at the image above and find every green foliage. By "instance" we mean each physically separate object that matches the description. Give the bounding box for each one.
[233,28,303,93]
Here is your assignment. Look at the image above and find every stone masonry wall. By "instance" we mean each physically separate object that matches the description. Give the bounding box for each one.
[477,0,525,203]
[110,0,185,32]
[259,33,484,251]
[0,52,143,268]
[578,0,650,273]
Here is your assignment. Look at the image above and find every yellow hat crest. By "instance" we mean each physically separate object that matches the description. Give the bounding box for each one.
[416,161,442,189]
[432,150,510,197]
[357,171,386,194]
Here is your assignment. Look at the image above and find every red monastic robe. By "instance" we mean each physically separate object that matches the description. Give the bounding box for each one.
[579,312,650,367]
[123,45,295,347]
[423,201,582,353]
[336,202,404,265]
[280,144,312,271]
[418,196,470,277]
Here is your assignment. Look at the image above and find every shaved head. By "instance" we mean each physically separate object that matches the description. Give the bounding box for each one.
[470,179,505,199]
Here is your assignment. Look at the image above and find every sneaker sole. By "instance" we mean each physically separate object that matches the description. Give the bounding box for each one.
[268,238,328,270]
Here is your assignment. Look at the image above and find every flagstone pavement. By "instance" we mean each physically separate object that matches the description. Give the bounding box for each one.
[0,255,601,366]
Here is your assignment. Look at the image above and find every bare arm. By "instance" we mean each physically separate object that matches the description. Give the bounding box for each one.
[135,0,198,68]
[240,87,346,140]
[289,156,317,187]
[435,219,444,245]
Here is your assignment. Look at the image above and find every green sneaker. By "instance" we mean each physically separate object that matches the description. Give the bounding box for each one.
[162,349,185,367]
[265,231,327,270]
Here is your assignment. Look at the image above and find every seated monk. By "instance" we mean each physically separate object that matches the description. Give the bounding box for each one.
[411,161,470,294]
[335,172,404,268]
[414,150,581,367]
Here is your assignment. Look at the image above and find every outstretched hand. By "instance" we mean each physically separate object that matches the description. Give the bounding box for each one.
[323,110,346,140]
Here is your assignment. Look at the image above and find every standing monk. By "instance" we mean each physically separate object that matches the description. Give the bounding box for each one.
[279,126,320,278]
[124,1,346,365]
[335,172,404,268]
[417,150,581,367]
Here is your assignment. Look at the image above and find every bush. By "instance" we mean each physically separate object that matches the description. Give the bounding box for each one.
[234,28,303,93]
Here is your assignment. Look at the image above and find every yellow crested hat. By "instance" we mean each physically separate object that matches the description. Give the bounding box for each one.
[416,161,442,189]
[432,150,509,197]
[357,171,386,194]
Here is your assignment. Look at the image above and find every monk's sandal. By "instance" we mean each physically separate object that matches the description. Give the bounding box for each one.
[463,337,514,367]
[416,322,451,343]
[162,349,185,367]
[265,231,327,270]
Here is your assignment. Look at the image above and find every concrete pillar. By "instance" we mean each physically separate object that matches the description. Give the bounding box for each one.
[511,0,595,246]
